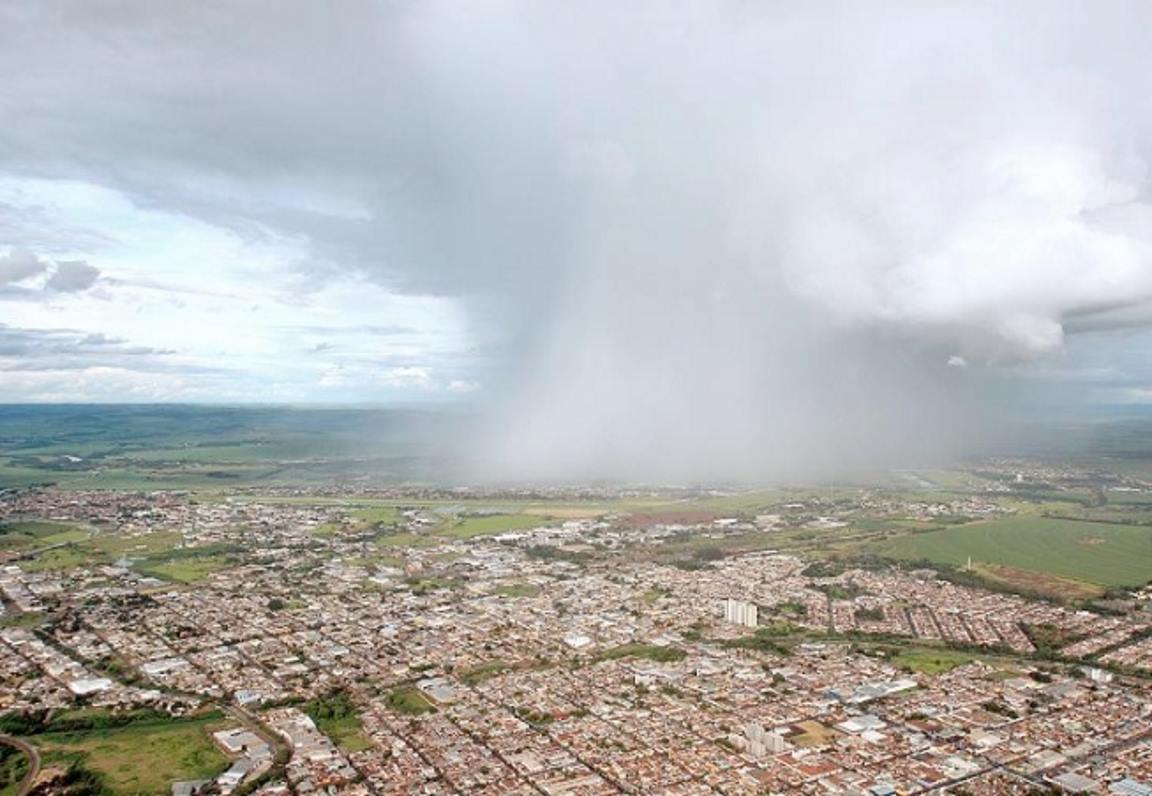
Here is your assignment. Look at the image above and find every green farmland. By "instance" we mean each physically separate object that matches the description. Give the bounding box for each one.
[872,516,1152,590]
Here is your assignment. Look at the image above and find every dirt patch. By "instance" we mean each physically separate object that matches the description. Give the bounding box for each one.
[1076,537,1106,546]
[974,563,1102,601]
[787,720,842,748]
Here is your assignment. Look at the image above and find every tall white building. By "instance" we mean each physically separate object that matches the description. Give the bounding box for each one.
[744,722,789,757]
[722,598,758,628]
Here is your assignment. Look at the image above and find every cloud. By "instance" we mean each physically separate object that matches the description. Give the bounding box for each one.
[447,379,480,393]
[45,259,101,292]
[0,323,174,369]
[0,250,102,296]
[317,363,468,394]
[3,2,1152,476]
[0,323,252,402]
[381,366,435,390]
[286,324,420,337]
[0,193,114,255]
[0,250,48,285]
[0,366,208,403]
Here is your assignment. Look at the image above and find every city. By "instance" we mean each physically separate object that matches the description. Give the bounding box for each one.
[1,464,1150,794]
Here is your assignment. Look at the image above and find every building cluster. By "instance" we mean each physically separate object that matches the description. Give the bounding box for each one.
[0,487,1149,794]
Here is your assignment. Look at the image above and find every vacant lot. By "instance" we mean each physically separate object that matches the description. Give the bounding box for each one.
[19,545,90,573]
[34,714,229,794]
[304,692,374,754]
[137,555,231,583]
[873,516,1152,589]
[789,720,841,748]
[891,647,976,675]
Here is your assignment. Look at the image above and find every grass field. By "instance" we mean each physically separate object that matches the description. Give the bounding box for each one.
[385,686,435,715]
[0,521,88,552]
[459,661,512,685]
[890,647,977,675]
[351,506,403,525]
[304,692,374,754]
[10,528,232,583]
[34,714,229,794]
[91,530,184,556]
[442,513,547,539]
[312,506,405,539]
[136,555,231,583]
[591,644,686,664]
[19,545,90,572]
[313,713,373,753]
[872,516,1152,590]
[491,582,541,598]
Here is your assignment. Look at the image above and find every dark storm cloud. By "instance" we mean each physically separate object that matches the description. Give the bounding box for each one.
[3,1,1152,478]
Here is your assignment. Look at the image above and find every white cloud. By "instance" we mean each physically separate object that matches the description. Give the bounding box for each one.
[447,379,480,393]
[318,364,453,394]
[380,366,435,390]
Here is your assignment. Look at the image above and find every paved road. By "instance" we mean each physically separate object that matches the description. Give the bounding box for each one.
[0,735,40,796]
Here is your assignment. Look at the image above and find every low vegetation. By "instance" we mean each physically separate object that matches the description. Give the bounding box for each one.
[385,686,435,715]
[491,582,541,598]
[29,711,229,795]
[443,513,545,539]
[0,744,29,795]
[591,644,687,664]
[303,691,373,753]
[890,647,976,675]
[459,660,512,685]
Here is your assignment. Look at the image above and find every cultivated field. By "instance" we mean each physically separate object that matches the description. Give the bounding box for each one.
[872,516,1152,590]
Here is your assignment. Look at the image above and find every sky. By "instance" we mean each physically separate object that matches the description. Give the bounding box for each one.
[3,1,1152,477]
[0,176,476,402]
